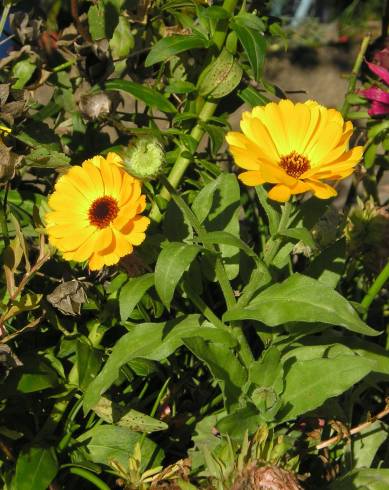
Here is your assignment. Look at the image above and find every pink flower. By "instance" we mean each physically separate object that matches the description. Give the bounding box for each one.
[366,61,389,86]
[359,51,389,116]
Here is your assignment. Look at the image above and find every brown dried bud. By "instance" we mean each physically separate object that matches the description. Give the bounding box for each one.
[47,280,87,316]
[0,141,21,185]
[79,91,122,120]
[0,345,22,382]
[231,463,303,490]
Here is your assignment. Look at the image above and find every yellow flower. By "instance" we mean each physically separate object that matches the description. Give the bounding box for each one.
[226,100,364,202]
[45,152,150,270]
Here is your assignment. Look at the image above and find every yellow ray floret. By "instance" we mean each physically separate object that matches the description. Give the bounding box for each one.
[45,152,150,270]
[226,99,364,202]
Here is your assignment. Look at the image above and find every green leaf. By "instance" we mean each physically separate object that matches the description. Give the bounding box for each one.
[231,13,266,81]
[92,397,167,432]
[155,242,201,309]
[83,316,236,411]
[13,446,58,490]
[216,405,260,439]
[192,173,241,279]
[197,48,243,98]
[329,469,389,490]
[306,239,346,288]
[238,86,270,106]
[119,273,154,321]
[352,421,387,469]
[77,338,102,391]
[109,15,134,59]
[145,33,210,67]
[193,230,260,266]
[184,337,247,410]
[255,186,280,235]
[224,273,378,336]
[278,355,375,421]
[77,426,161,469]
[104,80,176,113]
[88,2,106,40]
[24,147,70,168]
[279,227,316,249]
[12,59,36,89]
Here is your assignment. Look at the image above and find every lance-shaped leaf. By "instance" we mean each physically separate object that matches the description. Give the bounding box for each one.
[224,273,378,336]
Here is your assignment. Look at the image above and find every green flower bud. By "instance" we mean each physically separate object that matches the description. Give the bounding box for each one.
[121,137,164,180]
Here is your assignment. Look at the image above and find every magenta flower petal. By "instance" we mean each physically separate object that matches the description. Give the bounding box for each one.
[368,100,389,116]
[360,87,389,103]
[366,61,389,85]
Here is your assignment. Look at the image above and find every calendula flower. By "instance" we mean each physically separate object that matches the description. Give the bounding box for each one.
[45,152,150,270]
[226,100,363,202]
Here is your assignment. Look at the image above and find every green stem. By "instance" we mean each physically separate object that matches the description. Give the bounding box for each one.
[341,34,371,119]
[68,467,111,490]
[149,101,217,222]
[39,396,71,437]
[213,0,238,49]
[149,0,239,223]
[263,201,292,267]
[0,203,9,247]
[184,282,226,329]
[361,260,389,312]
[0,2,11,39]
[158,176,252,362]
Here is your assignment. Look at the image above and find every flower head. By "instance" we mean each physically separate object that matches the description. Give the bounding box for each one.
[45,152,150,270]
[226,100,363,202]
[121,137,164,180]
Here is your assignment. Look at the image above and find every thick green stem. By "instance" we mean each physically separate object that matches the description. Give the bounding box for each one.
[149,101,217,222]
[341,35,371,118]
[263,201,292,266]
[149,0,239,223]
[361,260,389,312]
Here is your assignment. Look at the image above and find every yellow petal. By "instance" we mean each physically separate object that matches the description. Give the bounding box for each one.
[106,152,123,167]
[239,171,265,186]
[268,184,292,202]
[66,166,102,201]
[95,227,114,252]
[306,180,337,199]
[306,122,344,167]
[229,145,261,170]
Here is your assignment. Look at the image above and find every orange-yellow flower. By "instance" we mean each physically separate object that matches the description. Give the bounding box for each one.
[45,152,150,270]
[226,100,364,202]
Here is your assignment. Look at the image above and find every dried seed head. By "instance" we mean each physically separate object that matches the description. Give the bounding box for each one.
[231,463,303,490]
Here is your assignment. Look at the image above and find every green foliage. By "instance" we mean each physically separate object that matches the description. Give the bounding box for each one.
[0,1,388,489]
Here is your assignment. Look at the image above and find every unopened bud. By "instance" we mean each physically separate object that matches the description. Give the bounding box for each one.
[121,137,164,180]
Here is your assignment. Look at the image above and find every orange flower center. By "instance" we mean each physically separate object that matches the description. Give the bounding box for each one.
[88,196,119,228]
[279,151,310,179]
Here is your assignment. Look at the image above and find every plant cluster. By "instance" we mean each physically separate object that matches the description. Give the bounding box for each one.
[0,1,388,489]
